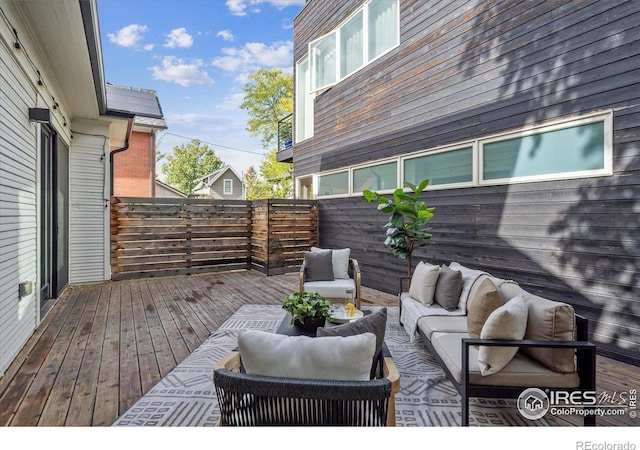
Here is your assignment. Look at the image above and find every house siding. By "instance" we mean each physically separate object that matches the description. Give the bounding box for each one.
[294,0,640,363]
[0,33,38,378]
[68,120,111,284]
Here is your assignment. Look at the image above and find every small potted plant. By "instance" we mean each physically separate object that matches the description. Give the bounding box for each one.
[282,291,331,332]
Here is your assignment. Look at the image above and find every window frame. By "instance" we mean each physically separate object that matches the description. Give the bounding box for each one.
[295,55,315,143]
[350,158,399,196]
[478,112,613,186]
[223,178,233,195]
[315,169,351,199]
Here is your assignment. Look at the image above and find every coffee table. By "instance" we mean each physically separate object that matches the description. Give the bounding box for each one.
[276,310,371,337]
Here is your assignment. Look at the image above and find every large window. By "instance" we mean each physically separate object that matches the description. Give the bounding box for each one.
[295,56,314,142]
[312,112,612,198]
[404,147,474,187]
[352,161,397,193]
[317,171,349,197]
[481,118,609,183]
[310,0,399,92]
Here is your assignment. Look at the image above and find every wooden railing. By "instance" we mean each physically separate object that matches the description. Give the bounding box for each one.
[110,197,317,281]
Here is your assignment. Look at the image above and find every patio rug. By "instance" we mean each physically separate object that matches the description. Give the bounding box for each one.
[112,304,562,427]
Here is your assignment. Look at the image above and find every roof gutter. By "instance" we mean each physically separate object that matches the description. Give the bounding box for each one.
[109,117,135,196]
[79,0,107,115]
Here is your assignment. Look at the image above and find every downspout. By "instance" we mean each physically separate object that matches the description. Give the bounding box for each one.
[109,117,135,196]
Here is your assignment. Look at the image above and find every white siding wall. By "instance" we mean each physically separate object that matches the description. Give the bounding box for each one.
[0,21,39,377]
[68,120,110,284]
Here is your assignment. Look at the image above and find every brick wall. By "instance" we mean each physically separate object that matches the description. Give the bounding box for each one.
[113,130,155,197]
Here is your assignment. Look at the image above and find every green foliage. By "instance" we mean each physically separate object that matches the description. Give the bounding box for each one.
[243,149,293,200]
[240,68,293,150]
[363,179,435,276]
[160,139,225,194]
[282,291,332,325]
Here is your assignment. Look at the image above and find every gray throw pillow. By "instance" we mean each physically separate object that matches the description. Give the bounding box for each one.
[317,308,387,377]
[304,251,334,282]
[434,264,463,311]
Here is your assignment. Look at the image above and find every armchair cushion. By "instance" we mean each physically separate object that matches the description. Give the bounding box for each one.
[478,296,528,376]
[237,329,376,381]
[303,278,356,299]
[303,250,334,282]
[312,246,350,279]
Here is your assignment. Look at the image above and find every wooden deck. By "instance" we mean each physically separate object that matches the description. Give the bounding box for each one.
[0,271,636,427]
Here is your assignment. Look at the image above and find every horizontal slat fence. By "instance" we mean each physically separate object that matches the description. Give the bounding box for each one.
[111,197,318,280]
[251,199,318,275]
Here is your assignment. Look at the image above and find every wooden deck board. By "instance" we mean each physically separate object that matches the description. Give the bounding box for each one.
[0,270,635,427]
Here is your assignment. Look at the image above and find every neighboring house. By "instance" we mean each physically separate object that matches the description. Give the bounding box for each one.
[192,167,246,200]
[282,1,639,364]
[155,179,187,199]
[107,83,167,197]
[0,0,158,378]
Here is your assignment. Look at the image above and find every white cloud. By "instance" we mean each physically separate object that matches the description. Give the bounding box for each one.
[217,29,235,42]
[164,27,194,48]
[212,41,293,73]
[150,56,214,87]
[226,0,305,16]
[218,92,246,110]
[108,24,149,48]
[143,43,155,51]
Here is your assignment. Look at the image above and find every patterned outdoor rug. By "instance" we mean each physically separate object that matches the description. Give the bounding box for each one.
[112,304,561,427]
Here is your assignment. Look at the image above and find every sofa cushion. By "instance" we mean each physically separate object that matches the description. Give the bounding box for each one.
[448,262,490,314]
[430,332,580,388]
[499,283,576,373]
[238,329,375,381]
[312,247,350,279]
[304,250,334,282]
[317,308,387,376]
[409,261,440,306]
[416,315,468,340]
[466,277,504,339]
[434,264,463,311]
[303,278,356,299]
[478,296,528,376]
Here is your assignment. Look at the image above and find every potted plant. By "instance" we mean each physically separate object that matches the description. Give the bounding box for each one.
[282,291,332,332]
[363,179,435,277]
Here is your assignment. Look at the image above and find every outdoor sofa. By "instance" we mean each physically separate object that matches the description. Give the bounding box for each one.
[399,261,596,426]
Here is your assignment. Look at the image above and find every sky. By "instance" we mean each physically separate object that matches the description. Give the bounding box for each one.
[98,0,305,181]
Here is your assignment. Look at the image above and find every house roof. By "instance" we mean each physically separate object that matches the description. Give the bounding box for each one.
[155,179,187,197]
[193,166,245,190]
[105,83,166,123]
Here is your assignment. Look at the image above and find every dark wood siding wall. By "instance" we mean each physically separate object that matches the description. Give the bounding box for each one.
[294,0,640,364]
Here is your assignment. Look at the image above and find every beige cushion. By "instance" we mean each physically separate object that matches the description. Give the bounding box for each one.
[238,329,375,381]
[430,332,580,388]
[500,283,576,373]
[409,261,440,306]
[466,278,504,339]
[312,247,350,279]
[303,278,356,299]
[416,315,468,340]
[478,296,528,376]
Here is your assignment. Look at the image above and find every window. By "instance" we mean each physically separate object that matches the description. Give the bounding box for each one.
[310,32,337,92]
[368,0,399,61]
[296,176,314,199]
[340,11,364,78]
[404,147,474,187]
[295,56,314,142]
[309,0,399,92]
[317,171,349,197]
[481,117,610,183]
[352,161,397,193]
[223,179,233,195]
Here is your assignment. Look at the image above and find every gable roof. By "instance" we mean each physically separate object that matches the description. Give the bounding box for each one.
[193,166,244,190]
[105,83,167,129]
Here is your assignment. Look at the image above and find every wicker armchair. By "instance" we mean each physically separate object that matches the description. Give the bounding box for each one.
[213,345,399,426]
[300,257,362,310]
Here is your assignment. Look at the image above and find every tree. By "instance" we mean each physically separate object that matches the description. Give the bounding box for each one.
[363,180,435,277]
[244,149,293,200]
[240,68,293,149]
[160,139,225,194]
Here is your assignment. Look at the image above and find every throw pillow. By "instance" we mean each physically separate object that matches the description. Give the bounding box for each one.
[466,277,504,339]
[312,246,350,279]
[434,265,463,311]
[317,308,387,376]
[238,329,375,381]
[408,261,440,305]
[477,296,528,376]
[304,251,334,282]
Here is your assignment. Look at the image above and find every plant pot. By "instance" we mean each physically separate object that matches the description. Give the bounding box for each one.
[294,316,326,333]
